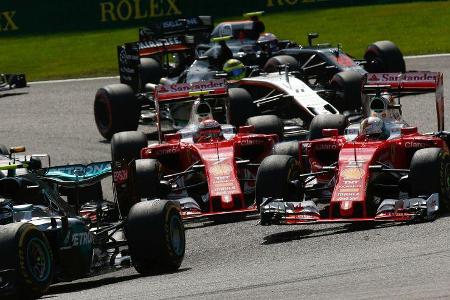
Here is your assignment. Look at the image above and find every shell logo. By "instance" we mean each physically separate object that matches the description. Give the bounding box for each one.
[341,168,365,180]
[210,163,232,176]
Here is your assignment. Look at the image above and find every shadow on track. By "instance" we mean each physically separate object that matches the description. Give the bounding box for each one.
[0,91,29,98]
[262,222,403,245]
[46,267,191,296]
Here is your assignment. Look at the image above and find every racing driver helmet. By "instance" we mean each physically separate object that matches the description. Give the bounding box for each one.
[190,101,214,124]
[368,92,396,120]
[359,116,389,140]
[257,32,279,53]
[193,119,224,143]
[223,59,246,81]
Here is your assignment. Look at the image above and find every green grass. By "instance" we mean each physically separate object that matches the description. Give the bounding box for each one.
[1,1,449,81]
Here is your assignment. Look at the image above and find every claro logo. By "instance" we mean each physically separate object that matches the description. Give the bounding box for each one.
[405,142,429,148]
[0,11,18,31]
[100,0,182,23]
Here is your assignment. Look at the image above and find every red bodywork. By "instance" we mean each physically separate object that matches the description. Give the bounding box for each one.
[143,79,276,220]
[285,130,447,224]
[141,131,276,220]
[264,71,447,224]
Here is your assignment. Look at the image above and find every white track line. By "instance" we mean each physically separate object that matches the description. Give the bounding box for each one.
[29,76,119,85]
[29,53,450,85]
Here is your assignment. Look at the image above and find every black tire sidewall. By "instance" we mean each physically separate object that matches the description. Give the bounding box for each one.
[308,114,347,140]
[256,155,301,207]
[0,223,54,298]
[409,148,450,211]
[94,84,139,140]
[126,200,185,274]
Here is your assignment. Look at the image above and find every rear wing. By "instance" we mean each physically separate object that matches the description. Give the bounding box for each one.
[139,16,213,41]
[154,78,228,102]
[363,71,444,131]
[118,43,141,91]
[118,17,213,92]
[154,79,228,143]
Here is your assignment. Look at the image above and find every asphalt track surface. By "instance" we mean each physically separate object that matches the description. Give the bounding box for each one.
[1,56,450,299]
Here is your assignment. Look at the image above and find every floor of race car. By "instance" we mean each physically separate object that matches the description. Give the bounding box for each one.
[1,56,450,299]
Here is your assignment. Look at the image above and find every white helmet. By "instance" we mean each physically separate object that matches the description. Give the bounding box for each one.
[360,117,388,139]
[189,100,213,125]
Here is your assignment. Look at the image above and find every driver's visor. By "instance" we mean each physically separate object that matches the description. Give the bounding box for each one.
[229,68,245,77]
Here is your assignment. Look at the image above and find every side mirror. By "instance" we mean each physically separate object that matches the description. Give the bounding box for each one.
[144,83,156,93]
[307,32,319,46]
[322,128,338,137]
[164,133,181,143]
[238,125,255,134]
[9,146,25,154]
[401,127,417,135]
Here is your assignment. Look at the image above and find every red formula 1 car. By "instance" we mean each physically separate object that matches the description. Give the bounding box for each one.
[257,71,450,225]
[110,79,279,220]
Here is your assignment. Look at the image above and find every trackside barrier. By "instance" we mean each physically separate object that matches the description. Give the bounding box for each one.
[0,0,441,36]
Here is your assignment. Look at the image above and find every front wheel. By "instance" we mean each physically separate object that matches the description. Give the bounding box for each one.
[111,131,148,216]
[409,148,450,212]
[0,223,54,299]
[308,114,347,140]
[246,115,284,139]
[255,155,302,208]
[126,200,185,275]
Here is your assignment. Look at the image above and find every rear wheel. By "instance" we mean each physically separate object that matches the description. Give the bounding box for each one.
[273,141,299,159]
[308,114,347,140]
[409,148,450,212]
[135,159,161,199]
[329,71,363,112]
[263,55,298,73]
[0,223,53,299]
[126,200,185,275]
[111,131,148,216]
[139,58,162,87]
[364,40,406,73]
[94,84,140,140]
[246,115,283,139]
[256,155,302,208]
[228,88,257,127]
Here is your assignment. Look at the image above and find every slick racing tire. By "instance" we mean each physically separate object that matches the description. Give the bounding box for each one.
[126,200,185,275]
[111,131,147,163]
[263,55,298,73]
[135,159,162,199]
[273,141,300,159]
[308,114,347,140]
[139,58,162,87]
[255,155,302,209]
[364,40,406,73]
[0,144,9,155]
[228,88,257,127]
[330,71,363,112]
[94,84,140,140]
[409,148,450,212]
[111,131,148,216]
[0,223,53,299]
[246,115,284,139]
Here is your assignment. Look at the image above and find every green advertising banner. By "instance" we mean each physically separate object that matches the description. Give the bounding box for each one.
[0,0,439,36]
